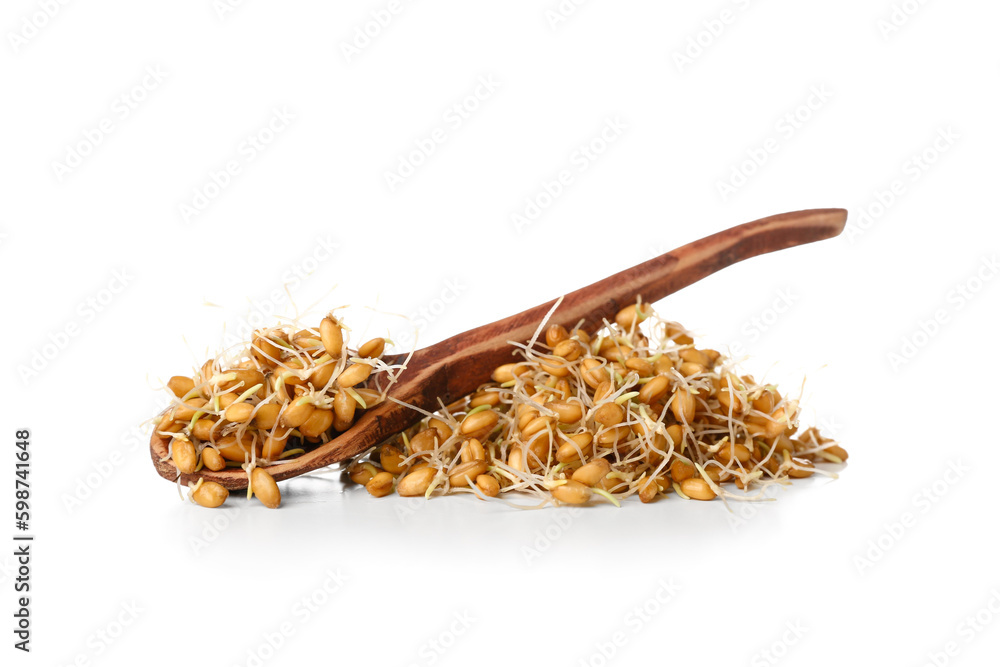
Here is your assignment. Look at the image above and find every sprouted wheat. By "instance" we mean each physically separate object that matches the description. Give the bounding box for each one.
[156,299,845,509]
[344,298,846,507]
[154,314,404,509]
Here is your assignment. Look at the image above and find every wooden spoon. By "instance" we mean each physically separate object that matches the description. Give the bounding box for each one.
[151,208,847,489]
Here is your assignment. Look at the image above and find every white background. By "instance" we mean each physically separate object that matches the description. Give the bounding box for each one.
[2,1,998,665]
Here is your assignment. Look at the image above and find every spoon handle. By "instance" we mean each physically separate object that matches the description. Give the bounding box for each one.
[428,207,847,400]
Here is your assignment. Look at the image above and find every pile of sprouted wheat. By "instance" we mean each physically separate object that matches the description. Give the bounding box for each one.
[155,315,404,509]
[345,299,846,507]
